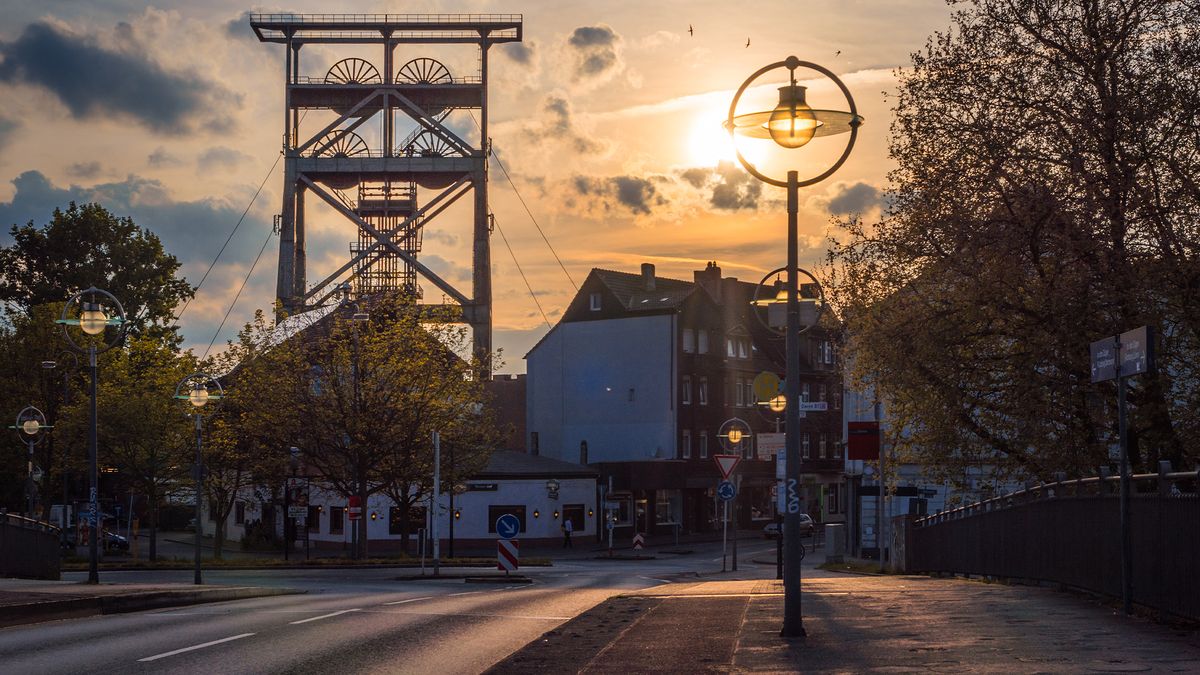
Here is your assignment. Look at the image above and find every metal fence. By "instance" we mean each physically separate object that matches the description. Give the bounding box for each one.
[910,466,1200,621]
[0,513,61,580]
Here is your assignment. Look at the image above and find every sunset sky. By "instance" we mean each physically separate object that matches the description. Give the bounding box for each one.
[0,0,954,372]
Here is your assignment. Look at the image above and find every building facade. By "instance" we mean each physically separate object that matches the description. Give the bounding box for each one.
[527,262,844,541]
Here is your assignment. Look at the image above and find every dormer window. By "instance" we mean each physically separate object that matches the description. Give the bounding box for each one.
[590,292,602,311]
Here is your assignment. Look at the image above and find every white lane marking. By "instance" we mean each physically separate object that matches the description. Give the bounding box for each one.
[137,633,256,662]
[288,608,361,624]
[638,576,672,585]
[383,596,433,605]
[448,591,480,596]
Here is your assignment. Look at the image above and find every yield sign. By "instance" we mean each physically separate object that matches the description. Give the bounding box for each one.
[713,454,741,480]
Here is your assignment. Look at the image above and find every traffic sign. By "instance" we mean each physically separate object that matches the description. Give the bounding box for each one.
[752,371,781,402]
[797,401,828,412]
[632,533,645,550]
[497,539,519,571]
[287,506,307,518]
[713,454,741,480]
[347,495,362,520]
[758,433,784,459]
[496,513,521,540]
[1090,336,1118,382]
[717,480,736,501]
[1118,326,1153,377]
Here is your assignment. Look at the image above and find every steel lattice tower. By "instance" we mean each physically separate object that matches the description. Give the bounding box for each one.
[250,14,523,361]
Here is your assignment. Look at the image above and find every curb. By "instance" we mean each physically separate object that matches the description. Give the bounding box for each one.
[465,575,533,584]
[0,586,303,629]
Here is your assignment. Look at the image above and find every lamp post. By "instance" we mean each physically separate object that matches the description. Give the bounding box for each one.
[11,406,50,520]
[58,288,127,584]
[727,57,861,638]
[173,372,223,585]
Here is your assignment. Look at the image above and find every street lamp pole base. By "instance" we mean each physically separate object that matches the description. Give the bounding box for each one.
[780,622,807,638]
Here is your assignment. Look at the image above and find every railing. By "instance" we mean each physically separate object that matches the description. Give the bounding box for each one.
[0,513,62,580]
[250,14,523,24]
[292,76,484,85]
[909,463,1200,620]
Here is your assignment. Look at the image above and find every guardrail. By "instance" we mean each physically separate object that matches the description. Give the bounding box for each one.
[0,513,62,580]
[909,463,1199,620]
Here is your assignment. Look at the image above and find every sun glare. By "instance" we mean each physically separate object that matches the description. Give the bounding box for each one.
[687,111,767,168]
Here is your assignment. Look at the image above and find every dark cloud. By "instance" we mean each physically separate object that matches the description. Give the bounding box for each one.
[500,41,535,65]
[676,162,761,210]
[148,146,182,168]
[67,161,102,179]
[198,146,252,171]
[0,116,18,151]
[0,22,241,134]
[572,175,665,215]
[225,11,256,40]
[521,94,603,154]
[0,170,270,271]
[566,25,622,80]
[826,181,884,215]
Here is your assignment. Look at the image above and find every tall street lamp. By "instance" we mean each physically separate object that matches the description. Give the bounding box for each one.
[42,353,79,544]
[173,373,223,585]
[11,406,51,520]
[726,57,861,638]
[58,288,127,584]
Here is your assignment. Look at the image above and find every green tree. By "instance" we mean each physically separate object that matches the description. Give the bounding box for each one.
[829,0,1200,486]
[0,202,194,341]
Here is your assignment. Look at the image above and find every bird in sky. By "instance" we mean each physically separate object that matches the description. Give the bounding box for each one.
[688,24,693,36]
[835,50,842,57]
[745,38,750,48]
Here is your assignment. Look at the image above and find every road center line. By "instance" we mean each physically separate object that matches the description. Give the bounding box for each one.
[449,591,480,596]
[289,609,361,624]
[383,596,433,605]
[137,633,256,662]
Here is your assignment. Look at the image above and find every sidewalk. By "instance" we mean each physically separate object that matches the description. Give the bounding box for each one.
[0,578,302,629]
[487,573,1200,673]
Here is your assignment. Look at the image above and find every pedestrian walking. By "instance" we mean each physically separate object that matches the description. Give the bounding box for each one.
[562,517,573,548]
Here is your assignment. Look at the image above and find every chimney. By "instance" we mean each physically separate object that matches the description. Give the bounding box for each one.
[641,262,656,291]
[694,261,722,302]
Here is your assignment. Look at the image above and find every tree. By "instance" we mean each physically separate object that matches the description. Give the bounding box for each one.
[0,202,194,341]
[829,0,1200,486]
[238,295,499,558]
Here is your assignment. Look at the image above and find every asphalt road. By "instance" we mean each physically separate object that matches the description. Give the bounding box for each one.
[0,540,790,674]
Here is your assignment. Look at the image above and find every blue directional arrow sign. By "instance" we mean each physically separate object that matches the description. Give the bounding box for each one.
[717,480,737,501]
[495,513,521,540]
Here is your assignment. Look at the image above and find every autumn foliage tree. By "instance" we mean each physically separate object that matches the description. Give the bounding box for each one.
[829,0,1200,487]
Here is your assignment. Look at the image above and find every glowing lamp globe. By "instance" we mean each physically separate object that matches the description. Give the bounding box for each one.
[79,303,109,335]
[767,85,821,149]
[21,419,41,435]
[728,428,744,445]
[189,383,211,408]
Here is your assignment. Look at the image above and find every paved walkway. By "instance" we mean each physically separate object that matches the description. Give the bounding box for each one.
[488,574,1200,673]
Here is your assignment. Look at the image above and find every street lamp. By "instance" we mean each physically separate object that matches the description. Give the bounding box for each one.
[173,372,223,585]
[726,57,861,638]
[58,288,127,584]
[10,406,51,520]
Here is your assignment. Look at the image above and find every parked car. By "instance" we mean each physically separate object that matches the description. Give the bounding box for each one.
[762,514,814,539]
[102,530,130,552]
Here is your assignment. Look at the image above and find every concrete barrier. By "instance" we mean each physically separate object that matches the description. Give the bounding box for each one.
[0,514,61,580]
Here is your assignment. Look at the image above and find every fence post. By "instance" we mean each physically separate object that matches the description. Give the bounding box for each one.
[1157,460,1172,498]
[1098,466,1111,496]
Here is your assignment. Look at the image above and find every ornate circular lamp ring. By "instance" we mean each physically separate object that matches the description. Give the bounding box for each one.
[724,57,863,188]
[717,417,753,454]
[11,406,51,445]
[173,372,225,415]
[749,266,827,336]
[57,287,128,353]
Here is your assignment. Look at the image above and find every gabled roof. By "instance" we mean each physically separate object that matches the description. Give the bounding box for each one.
[592,268,696,312]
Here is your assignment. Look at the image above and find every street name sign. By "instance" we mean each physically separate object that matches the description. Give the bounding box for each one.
[717,480,737,501]
[1090,337,1118,382]
[797,401,828,412]
[1118,326,1153,377]
[496,513,521,540]
[713,454,741,480]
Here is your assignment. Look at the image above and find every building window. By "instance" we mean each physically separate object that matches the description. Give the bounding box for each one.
[698,329,709,353]
[833,387,841,410]
[590,292,602,311]
[308,505,320,532]
[828,484,841,514]
[681,430,691,459]
[234,501,246,525]
[818,383,826,402]
[743,380,754,407]
[487,505,527,533]
[330,506,345,534]
[530,431,539,456]
[743,436,754,459]
[738,340,748,359]
[727,338,736,357]
[682,376,692,405]
[802,433,811,459]
[735,378,745,406]
[682,328,695,353]
[700,432,708,459]
[834,441,844,459]
[655,490,681,524]
[699,377,708,405]
[802,382,811,402]
[822,340,834,364]
[819,433,828,458]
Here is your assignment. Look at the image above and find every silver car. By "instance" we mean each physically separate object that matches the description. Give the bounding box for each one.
[762,514,814,538]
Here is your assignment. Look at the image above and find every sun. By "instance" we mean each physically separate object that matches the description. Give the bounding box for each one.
[687,110,766,168]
